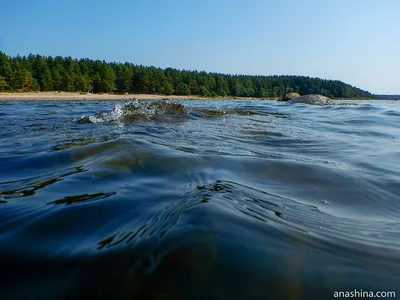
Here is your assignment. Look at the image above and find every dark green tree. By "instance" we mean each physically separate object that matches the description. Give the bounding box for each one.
[0,52,14,90]
[175,82,190,95]
[162,82,174,95]
[115,65,133,93]
[14,68,37,91]
[75,75,92,92]
[60,70,74,91]
[199,85,210,97]
[33,55,53,91]
[0,75,7,91]
[92,73,102,93]
[100,64,116,93]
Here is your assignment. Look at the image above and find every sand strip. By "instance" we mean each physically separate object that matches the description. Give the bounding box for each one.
[0,92,207,101]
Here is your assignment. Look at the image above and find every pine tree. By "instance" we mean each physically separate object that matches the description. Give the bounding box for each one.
[0,52,14,90]
[92,73,102,93]
[175,82,190,95]
[100,64,116,93]
[33,55,53,91]
[75,75,92,92]
[163,82,174,95]
[115,65,133,93]
[14,67,36,91]
[60,70,74,91]
[0,75,7,91]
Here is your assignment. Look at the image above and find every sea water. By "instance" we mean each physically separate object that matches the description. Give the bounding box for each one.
[0,99,399,299]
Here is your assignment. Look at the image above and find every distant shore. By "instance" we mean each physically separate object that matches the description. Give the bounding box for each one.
[0,92,381,101]
[0,92,274,101]
[0,92,200,101]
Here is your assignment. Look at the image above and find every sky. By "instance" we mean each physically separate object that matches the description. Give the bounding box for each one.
[0,0,399,94]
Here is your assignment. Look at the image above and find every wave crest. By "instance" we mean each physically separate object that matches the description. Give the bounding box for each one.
[78,99,188,124]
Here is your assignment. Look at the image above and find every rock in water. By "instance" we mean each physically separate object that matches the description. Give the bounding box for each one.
[77,100,188,124]
[153,101,187,118]
[120,100,188,122]
[281,93,300,101]
[288,94,332,105]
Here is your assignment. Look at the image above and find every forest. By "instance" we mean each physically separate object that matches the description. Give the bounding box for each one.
[0,51,375,99]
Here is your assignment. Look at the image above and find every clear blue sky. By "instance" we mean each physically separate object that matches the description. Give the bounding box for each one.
[1,0,399,94]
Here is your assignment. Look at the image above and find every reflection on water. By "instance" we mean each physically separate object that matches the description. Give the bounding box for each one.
[48,192,116,206]
[0,167,85,200]
[0,99,399,299]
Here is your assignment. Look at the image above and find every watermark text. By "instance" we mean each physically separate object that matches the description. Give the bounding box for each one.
[333,290,396,298]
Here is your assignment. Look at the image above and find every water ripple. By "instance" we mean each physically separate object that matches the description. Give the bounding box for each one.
[0,99,399,299]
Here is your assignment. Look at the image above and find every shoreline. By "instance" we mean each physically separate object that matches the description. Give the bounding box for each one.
[0,92,202,101]
[0,92,380,101]
[0,92,274,101]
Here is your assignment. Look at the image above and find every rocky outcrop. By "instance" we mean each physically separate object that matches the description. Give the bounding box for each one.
[281,93,300,101]
[287,94,332,106]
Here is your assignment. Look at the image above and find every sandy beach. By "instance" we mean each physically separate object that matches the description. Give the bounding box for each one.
[0,92,207,101]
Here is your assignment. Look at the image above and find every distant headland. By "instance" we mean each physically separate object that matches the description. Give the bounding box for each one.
[0,51,380,100]
[375,95,400,100]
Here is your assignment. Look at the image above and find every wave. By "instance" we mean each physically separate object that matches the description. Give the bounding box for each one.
[77,99,188,124]
[1,99,400,299]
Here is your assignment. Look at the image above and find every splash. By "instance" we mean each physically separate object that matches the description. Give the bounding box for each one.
[78,99,188,124]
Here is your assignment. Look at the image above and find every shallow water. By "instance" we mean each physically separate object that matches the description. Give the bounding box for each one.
[0,99,399,299]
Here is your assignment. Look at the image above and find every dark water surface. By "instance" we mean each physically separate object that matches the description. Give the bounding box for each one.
[0,99,399,299]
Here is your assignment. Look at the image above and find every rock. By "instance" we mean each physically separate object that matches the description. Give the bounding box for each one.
[153,100,187,118]
[281,92,300,101]
[288,94,332,105]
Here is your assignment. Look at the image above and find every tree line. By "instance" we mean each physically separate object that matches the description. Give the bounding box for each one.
[0,51,375,99]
